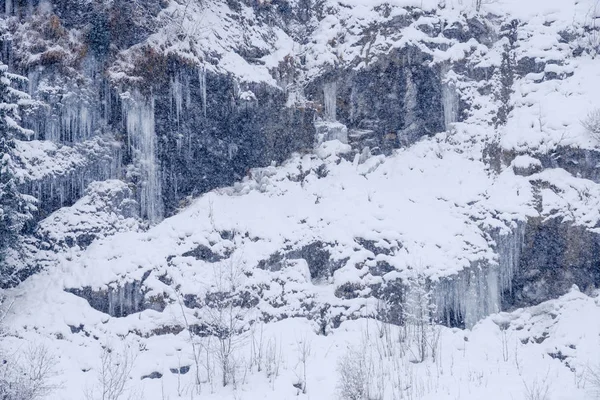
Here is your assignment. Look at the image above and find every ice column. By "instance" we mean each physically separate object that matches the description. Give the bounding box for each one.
[198,66,207,118]
[323,82,337,121]
[433,221,526,329]
[123,93,163,224]
[441,65,459,129]
[403,70,418,134]
[493,220,526,295]
[171,74,184,125]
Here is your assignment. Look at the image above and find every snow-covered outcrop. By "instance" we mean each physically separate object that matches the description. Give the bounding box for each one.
[2,0,600,398]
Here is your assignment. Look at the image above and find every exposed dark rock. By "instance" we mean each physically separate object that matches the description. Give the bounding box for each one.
[68,324,86,334]
[66,273,166,317]
[354,237,399,257]
[306,46,445,150]
[372,278,405,325]
[181,244,228,263]
[141,371,163,380]
[149,325,185,337]
[170,365,190,375]
[257,251,286,272]
[335,282,364,300]
[505,218,600,309]
[287,241,342,281]
[538,147,600,183]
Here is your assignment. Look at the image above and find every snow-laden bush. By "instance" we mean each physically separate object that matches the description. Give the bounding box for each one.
[336,347,368,400]
[582,108,600,142]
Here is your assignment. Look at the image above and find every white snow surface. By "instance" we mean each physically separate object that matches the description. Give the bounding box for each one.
[5,281,600,399]
[4,0,600,399]
[6,126,600,398]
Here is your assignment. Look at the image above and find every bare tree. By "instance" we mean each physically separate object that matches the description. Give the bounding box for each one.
[85,344,137,400]
[201,258,251,388]
[404,273,439,363]
[0,344,60,400]
[177,296,203,395]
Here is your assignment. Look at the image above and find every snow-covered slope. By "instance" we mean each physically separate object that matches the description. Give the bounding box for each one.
[3,0,600,399]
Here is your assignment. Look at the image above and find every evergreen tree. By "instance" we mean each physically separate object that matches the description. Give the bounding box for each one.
[0,62,36,278]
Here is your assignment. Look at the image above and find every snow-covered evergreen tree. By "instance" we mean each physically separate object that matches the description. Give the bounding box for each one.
[0,62,36,278]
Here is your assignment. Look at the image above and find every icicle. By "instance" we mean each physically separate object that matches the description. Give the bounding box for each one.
[171,74,183,125]
[350,86,356,124]
[122,91,163,224]
[323,82,337,122]
[441,65,460,129]
[403,70,418,136]
[198,66,207,117]
[5,0,12,15]
[432,264,500,330]
[432,221,526,329]
[494,220,526,296]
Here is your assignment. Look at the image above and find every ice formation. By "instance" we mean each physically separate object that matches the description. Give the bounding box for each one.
[106,281,146,318]
[198,65,207,118]
[315,121,349,145]
[323,82,337,122]
[122,92,163,224]
[433,222,526,328]
[171,74,184,126]
[403,70,418,134]
[441,66,460,129]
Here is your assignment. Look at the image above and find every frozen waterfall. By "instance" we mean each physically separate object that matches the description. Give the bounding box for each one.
[433,221,526,328]
[441,66,459,129]
[122,92,163,224]
[323,82,337,122]
[492,220,526,296]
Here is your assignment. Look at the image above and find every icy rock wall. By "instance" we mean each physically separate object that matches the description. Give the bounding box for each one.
[308,47,445,150]
[67,280,157,318]
[433,221,526,328]
[433,263,501,329]
[11,52,124,218]
[156,66,316,216]
[122,92,163,224]
[510,218,600,308]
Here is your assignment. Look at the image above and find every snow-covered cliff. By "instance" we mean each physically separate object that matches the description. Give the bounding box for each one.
[2,0,600,399]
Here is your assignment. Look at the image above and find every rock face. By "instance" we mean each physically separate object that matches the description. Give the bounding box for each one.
[66,274,167,318]
[35,180,140,250]
[306,47,446,152]
[508,218,600,308]
[3,0,600,335]
[1,0,457,228]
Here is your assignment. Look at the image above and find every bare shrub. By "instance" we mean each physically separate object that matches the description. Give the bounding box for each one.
[582,108,600,142]
[294,336,312,394]
[523,374,551,400]
[0,296,60,400]
[203,258,250,388]
[85,344,137,400]
[587,364,600,398]
[0,344,60,400]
